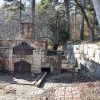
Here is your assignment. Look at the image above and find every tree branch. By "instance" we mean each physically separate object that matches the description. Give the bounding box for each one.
[74,0,91,29]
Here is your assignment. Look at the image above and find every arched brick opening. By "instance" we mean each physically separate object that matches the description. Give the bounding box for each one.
[14,61,31,73]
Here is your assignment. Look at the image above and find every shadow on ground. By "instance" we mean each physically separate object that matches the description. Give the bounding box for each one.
[0,69,100,86]
[40,70,100,88]
[0,71,39,84]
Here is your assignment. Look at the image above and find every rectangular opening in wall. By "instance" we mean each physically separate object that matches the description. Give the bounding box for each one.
[41,68,51,73]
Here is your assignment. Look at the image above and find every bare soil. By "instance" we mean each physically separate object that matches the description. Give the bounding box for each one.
[0,73,99,100]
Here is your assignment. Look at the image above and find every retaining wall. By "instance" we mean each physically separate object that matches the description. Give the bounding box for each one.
[64,41,100,77]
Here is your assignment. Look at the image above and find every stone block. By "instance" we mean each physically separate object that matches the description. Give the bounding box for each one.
[74,54,80,58]
[66,55,71,62]
[32,69,41,73]
[86,61,100,77]
[93,44,99,49]
[70,45,73,49]
[94,64,100,77]
[64,50,72,55]
[79,44,84,53]
[80,59,87,66]
[70,54,76,64]
[91,57,95,61]
[67,45,71,50]
[73,45,80,53]
[88,44,94,48]
[84,44,88,54]
[80,54,86,60]
[88,48,95,58]
[95,50,100,63]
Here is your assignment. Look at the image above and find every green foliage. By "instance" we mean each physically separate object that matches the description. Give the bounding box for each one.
[86,1,99,30]
[36,0,70,48]
[3,0,27,21]
[48,10,70,46]
[36,0,53,13]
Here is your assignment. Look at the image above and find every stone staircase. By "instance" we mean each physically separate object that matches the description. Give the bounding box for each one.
[61,58,77,73]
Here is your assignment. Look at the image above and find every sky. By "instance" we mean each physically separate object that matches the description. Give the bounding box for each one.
[0,0,41,6]
[0,0,4,6]
[0,0,63,6]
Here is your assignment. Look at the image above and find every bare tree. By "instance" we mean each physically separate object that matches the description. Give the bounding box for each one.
[74,0,95,41]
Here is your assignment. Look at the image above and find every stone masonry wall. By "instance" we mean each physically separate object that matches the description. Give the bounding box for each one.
[64,41,100,78]
[0,40,46,73]
[0,39,61,74]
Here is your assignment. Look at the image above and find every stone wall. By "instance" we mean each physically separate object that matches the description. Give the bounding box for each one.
[64,41,100,77]
[0,40,46,73]
[46,56,61,74]
[0,40,62,74]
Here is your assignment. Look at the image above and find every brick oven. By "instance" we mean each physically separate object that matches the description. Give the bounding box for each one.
[0,39,46,73]
[0,22,46,73]
[13,42,34,73]
[0,22,62,74]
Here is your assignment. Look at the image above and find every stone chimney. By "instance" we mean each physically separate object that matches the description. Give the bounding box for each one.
[20,0,35,40]
[20,22,35,39]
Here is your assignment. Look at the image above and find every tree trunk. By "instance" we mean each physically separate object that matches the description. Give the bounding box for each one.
[73,6,77,40]
[53,43,59,50]
[31,0,35,23]
[80,0,86,40]
[80,14,84,40]
[90,11,96,41]
[31,0,35,39]
[89,28,94,41]
[92,0,100,27]
[64,0,70,33]
[74,0,94,41]
[20,0,22,23]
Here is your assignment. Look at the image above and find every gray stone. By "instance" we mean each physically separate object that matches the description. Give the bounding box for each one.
[70,45,74,49]
[80,54,86,60]
[66,55,71,63]
[74,54,80,58]
[79,44,84,53]
[95,50,100,63]
[73,45,80,53]
[70,54,76,64]
[67,45,71,50]
[84,44,88,54]
[64,42,100,78]
[88,48,95,58]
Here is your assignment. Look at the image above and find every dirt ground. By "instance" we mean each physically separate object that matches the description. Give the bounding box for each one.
[0,74,44,100]
[0,73,99,100]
